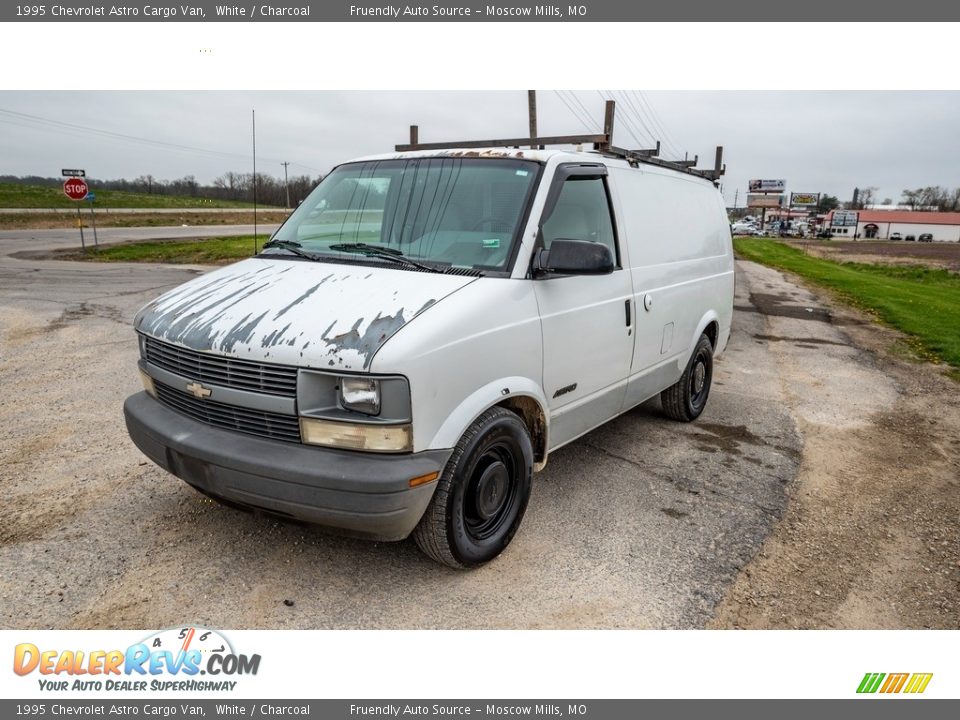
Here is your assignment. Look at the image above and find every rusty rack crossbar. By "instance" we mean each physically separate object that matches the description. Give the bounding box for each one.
[395,100,725,185]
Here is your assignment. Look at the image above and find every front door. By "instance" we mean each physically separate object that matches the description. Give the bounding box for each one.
[533,166,634,449]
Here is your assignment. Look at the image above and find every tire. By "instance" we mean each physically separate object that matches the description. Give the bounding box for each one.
[413,407,533,569]
[661,333,714,422]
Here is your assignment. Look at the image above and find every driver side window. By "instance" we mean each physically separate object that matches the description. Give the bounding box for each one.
[541,176,618,264]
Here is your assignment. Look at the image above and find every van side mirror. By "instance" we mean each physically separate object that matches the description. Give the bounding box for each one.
[533,239,614,277]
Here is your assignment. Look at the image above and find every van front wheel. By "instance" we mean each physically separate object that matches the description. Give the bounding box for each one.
[413,407,533,569]
[661,333,714,422]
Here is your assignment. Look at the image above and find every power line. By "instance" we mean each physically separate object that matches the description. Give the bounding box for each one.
[635,91,678,149]
[631,91,683,158]
[614,90,658,147]
[0,107,324,175]
[614,90,659,148]
[553,90,597,134]
[0,107,267,162]
[557,90,598,132]
[569,91,601,132]
[596,90,646,149]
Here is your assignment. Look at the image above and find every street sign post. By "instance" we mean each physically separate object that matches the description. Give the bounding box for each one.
[63,177,90,250]
[85,193,99,247]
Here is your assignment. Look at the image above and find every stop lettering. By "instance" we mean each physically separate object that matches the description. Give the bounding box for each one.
[63,178,89,200]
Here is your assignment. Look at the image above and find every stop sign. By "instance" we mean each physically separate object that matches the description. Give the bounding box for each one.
[63,177,89,201]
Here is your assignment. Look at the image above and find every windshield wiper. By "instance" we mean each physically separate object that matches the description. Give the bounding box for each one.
[260,239,326,262]
[328,243,443,273]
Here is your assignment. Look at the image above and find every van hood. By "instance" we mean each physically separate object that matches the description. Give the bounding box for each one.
[134,258,476,370]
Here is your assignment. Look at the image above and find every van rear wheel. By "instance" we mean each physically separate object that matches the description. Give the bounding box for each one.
[413,407,533,569]
[661,333,714,422]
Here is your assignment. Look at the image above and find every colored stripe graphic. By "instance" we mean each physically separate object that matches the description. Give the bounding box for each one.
[880,673,909,693]
[904,673,933,694]
[857,673,885,693]
[857,672,932,694]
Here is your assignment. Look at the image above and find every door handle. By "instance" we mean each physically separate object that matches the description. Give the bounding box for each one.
[624,299,632,327]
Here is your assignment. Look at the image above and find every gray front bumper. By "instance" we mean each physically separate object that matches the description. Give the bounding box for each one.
[123,392,450,541]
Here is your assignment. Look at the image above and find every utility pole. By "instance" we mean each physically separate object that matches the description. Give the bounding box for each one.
[733,188,739,209]
[252,109,257,254]
[281,161,291,209]
[527,90,538,149]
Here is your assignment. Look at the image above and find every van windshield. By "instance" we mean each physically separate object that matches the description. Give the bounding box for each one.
[266,158,540,274]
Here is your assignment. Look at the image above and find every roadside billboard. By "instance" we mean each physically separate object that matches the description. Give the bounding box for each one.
[747,194,784,208]
[790,192,820,207]
[748,179,786,193]
[831,210,859,227]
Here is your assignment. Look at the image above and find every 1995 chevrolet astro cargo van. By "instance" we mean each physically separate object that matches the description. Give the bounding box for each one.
[124,122,734,568]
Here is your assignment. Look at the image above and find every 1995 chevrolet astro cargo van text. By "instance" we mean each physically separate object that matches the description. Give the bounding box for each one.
[124,126,734,568]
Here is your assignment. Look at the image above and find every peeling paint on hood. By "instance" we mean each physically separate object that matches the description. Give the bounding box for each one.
[134,258,475,370]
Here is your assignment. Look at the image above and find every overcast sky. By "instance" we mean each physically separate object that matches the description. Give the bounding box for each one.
[1,91,958,207]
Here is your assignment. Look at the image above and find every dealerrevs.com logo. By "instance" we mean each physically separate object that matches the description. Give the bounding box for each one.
[857,673,933,695]
[13,627,261,692]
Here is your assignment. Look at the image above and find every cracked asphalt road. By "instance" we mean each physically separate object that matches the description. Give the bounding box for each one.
[0,228,837,629]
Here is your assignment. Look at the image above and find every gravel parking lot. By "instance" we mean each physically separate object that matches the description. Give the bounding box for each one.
[1,229,957,629]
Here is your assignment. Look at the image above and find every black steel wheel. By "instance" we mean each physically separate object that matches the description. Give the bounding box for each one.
[413,407,533,569]
[661,333,714,422]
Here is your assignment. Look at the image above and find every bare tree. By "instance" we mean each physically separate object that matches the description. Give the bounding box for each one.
[901,188,922,210]
[857,186,878,209]
[949,187,960,212]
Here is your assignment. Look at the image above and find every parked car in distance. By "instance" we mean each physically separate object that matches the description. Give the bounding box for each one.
[918,233,934,242]
[124,145,736,569]
[905,235,917,242]
[731,222,761,236]
[889,232,902,241]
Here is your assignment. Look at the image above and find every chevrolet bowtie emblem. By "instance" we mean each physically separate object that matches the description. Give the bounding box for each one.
[186,381,212,399]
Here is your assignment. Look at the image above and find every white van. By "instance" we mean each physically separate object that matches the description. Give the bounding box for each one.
[125,139,734,568]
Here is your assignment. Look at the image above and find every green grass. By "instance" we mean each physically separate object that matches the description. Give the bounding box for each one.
[734,238,960,373]
[78,235,270,264]
[0,183,264,209]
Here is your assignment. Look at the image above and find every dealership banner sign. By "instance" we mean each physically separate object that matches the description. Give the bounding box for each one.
[747,194,783,208]
[831,210,859,227]
[748,179,786,193]
[790,193,820,207]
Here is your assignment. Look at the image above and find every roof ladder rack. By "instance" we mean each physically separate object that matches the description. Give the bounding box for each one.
[397,100,726,185]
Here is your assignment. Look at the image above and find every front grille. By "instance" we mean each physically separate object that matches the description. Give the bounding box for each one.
[143,336,298,398]
[154,381,302,444]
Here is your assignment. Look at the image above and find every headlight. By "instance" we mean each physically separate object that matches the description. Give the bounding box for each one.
[338,377,380,415]
[300,418,411,453]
